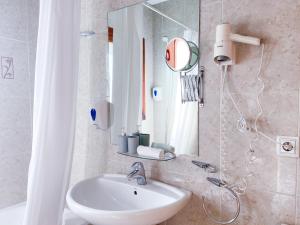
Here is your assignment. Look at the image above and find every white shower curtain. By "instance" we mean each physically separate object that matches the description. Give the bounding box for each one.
[23,0,80,225]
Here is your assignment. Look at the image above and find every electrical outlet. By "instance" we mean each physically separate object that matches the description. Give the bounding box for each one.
[276,136,299,158]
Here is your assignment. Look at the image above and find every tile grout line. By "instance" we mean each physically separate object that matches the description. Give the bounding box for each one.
[295,88,300,224]
[86,0,93,155]
[298,88,300,138]
[0,36,27,44]
[25,0,34,137]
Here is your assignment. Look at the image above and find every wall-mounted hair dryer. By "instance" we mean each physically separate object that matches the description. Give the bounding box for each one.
[214,23,261,65]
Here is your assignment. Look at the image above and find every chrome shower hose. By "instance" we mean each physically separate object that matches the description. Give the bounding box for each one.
[202,179,240,224]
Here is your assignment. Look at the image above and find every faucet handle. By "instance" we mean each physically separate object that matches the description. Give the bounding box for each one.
[128,162,144,176]
[130,162,144,170]
[192,160,218,173]
[128,162,147,185]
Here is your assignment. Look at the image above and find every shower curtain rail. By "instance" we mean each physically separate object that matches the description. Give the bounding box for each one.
[142,3,191,31]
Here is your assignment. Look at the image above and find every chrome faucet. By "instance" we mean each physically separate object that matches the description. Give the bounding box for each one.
[127,162,147,185]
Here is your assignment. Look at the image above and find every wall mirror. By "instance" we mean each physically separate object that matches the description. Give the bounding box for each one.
[107,0,200,156]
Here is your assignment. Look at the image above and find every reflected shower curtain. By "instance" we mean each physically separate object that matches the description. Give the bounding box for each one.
[111,5,143,137]
[168,30,199,155]
[23,0,80,225]
[122,6,143,134]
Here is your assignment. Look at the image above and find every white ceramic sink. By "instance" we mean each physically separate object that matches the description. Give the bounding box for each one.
[66,174,191,225]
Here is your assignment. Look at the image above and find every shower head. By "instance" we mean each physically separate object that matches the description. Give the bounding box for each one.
[214,23,261,65]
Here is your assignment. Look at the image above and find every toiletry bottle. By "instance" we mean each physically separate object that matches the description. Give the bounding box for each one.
[118,128,128,153]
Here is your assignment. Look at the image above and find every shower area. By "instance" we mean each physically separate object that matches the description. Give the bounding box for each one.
[0,0,39,217]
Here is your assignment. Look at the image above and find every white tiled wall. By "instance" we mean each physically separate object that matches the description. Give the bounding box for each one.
[0,0,38,208]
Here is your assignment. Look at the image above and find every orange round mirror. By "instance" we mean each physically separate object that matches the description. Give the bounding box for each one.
[165,38,191,72]
[165,38,199,72]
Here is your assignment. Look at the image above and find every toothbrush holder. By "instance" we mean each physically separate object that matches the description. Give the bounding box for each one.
[118,135,128,153]
[127,135,139,154]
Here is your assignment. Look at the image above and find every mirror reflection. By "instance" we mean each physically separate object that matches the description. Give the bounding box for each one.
[166,38,190,71]
[165,38,199,72]
[108,0,199,156]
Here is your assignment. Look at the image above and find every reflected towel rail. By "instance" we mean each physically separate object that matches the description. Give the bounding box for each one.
[80,31,96,37]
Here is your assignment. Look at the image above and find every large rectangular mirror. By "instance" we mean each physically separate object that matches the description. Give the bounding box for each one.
[108,0,200,156]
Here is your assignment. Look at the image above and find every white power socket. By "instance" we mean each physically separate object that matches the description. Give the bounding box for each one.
[276,136,299,158]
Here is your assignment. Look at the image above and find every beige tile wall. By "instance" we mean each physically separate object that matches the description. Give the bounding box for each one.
[72,0,300,224]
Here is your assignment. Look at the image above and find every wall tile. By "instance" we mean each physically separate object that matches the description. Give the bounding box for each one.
[87,0,111,34]
[0,39,30,98]
[81,0,88,31]
[73,97,90,156]
[70,153,88,186]
[0,97,31,129]
[27,0,39,43]
[88,34,108,99]
[0,0,28,41]
[78,38,91,98]
[237,190,295,225]
[0,153,30,208]
[296,196,300,225]
[295,159,300,197]
[0,127,32,157]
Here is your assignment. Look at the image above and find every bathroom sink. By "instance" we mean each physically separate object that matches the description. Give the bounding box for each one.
[66,174,191,225]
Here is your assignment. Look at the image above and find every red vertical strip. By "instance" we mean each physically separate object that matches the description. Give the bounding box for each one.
[108,27,113,43]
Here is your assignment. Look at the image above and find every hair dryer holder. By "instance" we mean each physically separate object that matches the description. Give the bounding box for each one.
[214,23,261,66]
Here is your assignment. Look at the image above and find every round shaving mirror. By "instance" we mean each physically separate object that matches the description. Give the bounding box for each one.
[165,37,199,72]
